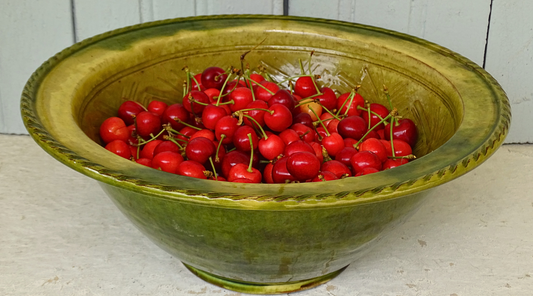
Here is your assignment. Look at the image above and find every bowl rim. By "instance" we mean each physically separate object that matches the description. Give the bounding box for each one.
[21,14,511,209]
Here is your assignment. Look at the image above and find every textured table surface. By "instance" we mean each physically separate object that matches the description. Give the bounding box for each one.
[1,134,532,296]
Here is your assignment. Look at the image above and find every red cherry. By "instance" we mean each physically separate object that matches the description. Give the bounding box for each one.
[293,112,314,128]
[135,111,162,137]
[152,151,184,173]
[229,87,254,112]
[358,138,388,163]
[321,132,344,157]
[183,90,209,115]
[233,125,259,152]
[139,139,163,159]
[362,103,389,130]
[384,118,418,148]
[221,150,250,178]
[354,167,380,176]
[309,141,324,163]
[190,73,204,91]
[253,81,279,101]
[284,140,315,156]
[176,160,208,179]
[263,162,275,183]
[153,140,181,156]
[136,158,152,167]
[272,157,297,183]
[335,146,358,168]
[264,104,292,132]
[312,171,339,182]
[221,79,247,97]
[268,89,296,110]
[316,87,337,111]
[162,103,190,130]
[204,88,221,103]
[248,73,265,86]
[227,163,262,183]
[201,67,228,90]
[190,129,215,141]
[279,129,300,146]
[117,101,145,125]
[291,123,315,143]
[242,100,268,129]
[337,116,368,140]
[185,137,216,165]
[105,139,131,159]
[258,133,285,160]
[350,151,382,174]
[214,115,240,145]
[202,104,228,130]
[383,158,409,170]
[380,139,413,157]
[294,76,318,98]
[286,151,321,181]
[100,117,130,144]
[321,160,351,178]
[147,100,168,118]
[337,92,365,116]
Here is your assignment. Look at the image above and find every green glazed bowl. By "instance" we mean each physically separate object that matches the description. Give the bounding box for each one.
[21,15,510,294]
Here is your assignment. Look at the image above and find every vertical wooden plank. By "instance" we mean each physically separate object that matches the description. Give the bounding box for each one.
[0,0,74,134]
[290,0,490,66]
[149,0,195,20]
[485,0,533,143]
[413,0,491,67]
[73,0,141,41]
[196,0,284,15]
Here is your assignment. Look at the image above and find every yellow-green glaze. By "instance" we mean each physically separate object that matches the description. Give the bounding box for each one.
[21,15,510,294]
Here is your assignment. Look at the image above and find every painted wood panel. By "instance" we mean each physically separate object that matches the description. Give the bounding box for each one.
[73,0,142,41]
[289,0,490,67]
[0,0,74,134]
[485,0,533,143]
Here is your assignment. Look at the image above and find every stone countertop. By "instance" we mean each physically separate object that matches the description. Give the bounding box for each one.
[1,134,532,296]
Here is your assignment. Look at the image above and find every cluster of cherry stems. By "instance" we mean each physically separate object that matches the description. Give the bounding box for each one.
[99,57,418,183]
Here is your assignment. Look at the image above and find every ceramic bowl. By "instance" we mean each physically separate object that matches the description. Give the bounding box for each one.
[21,15,510,294]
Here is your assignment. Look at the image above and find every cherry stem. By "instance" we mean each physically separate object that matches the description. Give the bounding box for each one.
[242,114,268,139]
[389,114,396,158]
[208,156,218,180]
[235,108,274,115]
[183,66,191,93]
[353,114,392,149]
[188,97,209,106]
[309,107,330,136]
[215,135,225,162]
[216,67,234,105]
[166,136,184,150]
[294,98,319,109]
[298,59,305,75]
[247,133,254,173]
[172,119,202,131]
[251,79,275,95]
[191,74,201,91]
[383,84,394,111]
[308,51,314,75]
[135,128,166,146]
[336,90,355,117]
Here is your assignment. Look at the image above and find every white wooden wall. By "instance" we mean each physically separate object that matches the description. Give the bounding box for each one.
[1,0,531,143]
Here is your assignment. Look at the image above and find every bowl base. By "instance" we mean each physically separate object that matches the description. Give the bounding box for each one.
[183,263,348,294]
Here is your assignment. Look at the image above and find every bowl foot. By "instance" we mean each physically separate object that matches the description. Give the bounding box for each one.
[183,263,348,294]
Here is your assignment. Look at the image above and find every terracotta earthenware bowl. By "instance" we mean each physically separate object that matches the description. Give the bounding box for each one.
[21,15,510,294]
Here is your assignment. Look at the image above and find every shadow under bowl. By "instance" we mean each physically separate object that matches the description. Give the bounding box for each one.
[21,15,510,294]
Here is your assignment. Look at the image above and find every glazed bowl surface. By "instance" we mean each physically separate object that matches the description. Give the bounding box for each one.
[22,15,510,294]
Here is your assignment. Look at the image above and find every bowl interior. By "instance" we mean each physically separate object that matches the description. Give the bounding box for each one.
[75,25,463,159]
[25,16,509,206]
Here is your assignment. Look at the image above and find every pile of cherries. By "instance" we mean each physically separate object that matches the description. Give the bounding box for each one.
[99,62,418,183]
